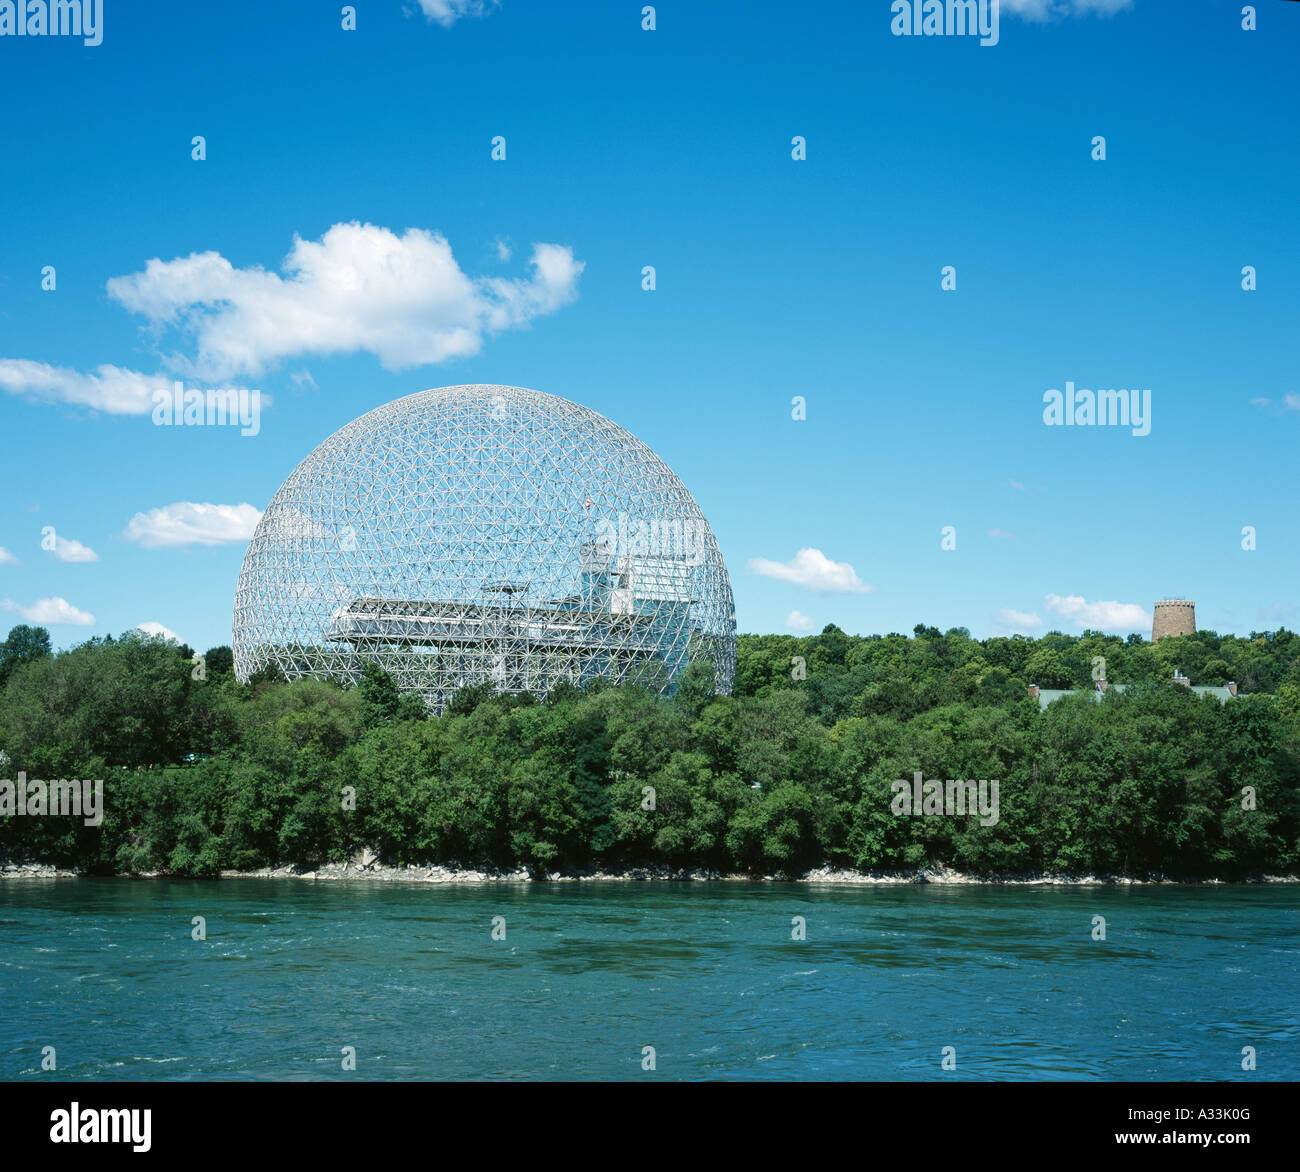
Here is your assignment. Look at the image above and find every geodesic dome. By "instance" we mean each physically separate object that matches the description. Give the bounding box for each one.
[232,384,736,710]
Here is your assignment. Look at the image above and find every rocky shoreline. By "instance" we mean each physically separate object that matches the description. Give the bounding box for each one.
[3,858,1297,885]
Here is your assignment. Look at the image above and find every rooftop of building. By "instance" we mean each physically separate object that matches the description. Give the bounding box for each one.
[1029,676,1242,711]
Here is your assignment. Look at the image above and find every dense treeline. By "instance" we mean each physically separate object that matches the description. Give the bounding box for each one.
[1,622,1298,878]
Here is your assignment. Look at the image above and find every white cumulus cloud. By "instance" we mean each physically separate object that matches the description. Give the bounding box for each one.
[0,547,19,566]
[785,610,814,632]
[123,502,262,549]
[106,222,584,380]
[2,596,96,626]
[1044,593,1151,632]
[748,548,873,594]
[137,621,182,643]
[47,534,99,563]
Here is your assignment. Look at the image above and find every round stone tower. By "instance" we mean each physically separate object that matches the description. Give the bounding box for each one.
[1152,598,1195,642]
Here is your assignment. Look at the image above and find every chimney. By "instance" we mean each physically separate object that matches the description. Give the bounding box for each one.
[1227,681,1238,697]
[1027,684,1040,700]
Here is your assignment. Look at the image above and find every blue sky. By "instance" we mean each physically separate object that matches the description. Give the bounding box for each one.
[0,0,1296,653]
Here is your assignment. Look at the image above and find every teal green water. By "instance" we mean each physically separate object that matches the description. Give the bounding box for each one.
[1,880,1296,1081]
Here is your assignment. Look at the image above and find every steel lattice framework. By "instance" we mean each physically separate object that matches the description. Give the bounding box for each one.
[232,384,736,710]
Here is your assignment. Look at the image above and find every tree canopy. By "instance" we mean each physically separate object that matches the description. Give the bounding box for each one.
[0,622,1296,878]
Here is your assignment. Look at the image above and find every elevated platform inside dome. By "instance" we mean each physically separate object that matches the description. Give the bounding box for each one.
[326,595,678,654]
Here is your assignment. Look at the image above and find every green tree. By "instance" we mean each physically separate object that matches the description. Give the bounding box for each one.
[0,624,52,689]
[357,660,402,729]
[1024,647,1074,690]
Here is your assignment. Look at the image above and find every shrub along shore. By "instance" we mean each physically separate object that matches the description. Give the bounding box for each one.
[3,861,1298,883]
[0,622,1297,880]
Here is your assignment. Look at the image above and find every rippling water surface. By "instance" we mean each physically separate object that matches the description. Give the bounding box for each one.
[1,880,1296,1080]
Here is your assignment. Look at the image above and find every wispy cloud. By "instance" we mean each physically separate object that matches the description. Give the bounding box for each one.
[123,502,262,549]
[0,547,19,567]
[1001,0,1133,21]
[987,528,1021,543]
[0,359,263,420]
[414,0,501,28]
[1251,394,1300,416]
[2,596,96,626]
[1009,479,1026,491]
[0,360,170,415]
[993,607,1043,635]
[107,222,584,380]
[748,548,873,594]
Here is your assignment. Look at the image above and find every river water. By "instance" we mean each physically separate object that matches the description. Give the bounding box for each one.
[1,880,1296,1080]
